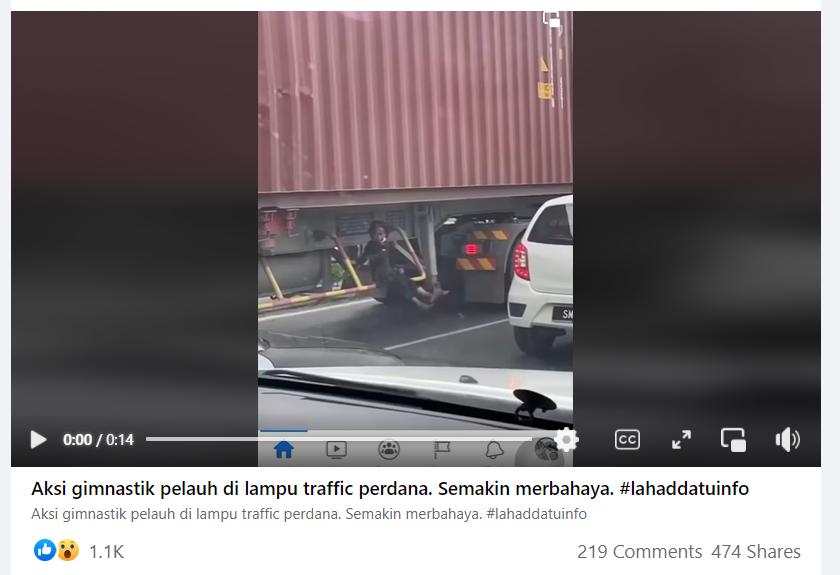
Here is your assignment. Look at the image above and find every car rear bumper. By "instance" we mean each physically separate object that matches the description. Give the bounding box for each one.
[507,275,573,330]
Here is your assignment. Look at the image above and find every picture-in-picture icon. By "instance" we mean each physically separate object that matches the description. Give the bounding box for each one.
[721,428,746,452]
[542,11,561,28]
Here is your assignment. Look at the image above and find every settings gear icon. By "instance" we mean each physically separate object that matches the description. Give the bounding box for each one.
[556,427,579,452]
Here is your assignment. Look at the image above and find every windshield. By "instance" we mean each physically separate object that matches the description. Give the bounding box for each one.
[528,204,574,246]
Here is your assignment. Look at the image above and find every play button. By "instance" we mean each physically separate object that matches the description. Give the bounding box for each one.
[326,441,347,458]
[31,431,47,449]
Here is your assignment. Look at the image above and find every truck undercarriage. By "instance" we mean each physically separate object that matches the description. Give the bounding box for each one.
[258,187,571,312]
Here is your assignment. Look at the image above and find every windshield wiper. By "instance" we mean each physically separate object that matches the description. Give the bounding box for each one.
[513,389,558,424]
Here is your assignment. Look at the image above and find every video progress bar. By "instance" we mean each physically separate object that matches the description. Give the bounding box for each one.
[146,437,533,442]
[258,429,545,437]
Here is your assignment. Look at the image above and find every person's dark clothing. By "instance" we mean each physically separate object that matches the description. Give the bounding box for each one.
[359,240,392,284]
[358,240,419,301]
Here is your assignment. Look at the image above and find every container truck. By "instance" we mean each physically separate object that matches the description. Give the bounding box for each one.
[258,11,572,311]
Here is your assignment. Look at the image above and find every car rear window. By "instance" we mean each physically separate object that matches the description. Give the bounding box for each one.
[527,204,573,245]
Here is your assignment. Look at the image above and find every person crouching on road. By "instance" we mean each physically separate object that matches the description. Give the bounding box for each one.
[356,221,447,311]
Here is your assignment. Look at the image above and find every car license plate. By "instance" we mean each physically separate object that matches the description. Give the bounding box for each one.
[552,306,573,322]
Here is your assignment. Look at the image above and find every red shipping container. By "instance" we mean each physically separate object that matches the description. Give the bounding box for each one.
[258,11,572,195]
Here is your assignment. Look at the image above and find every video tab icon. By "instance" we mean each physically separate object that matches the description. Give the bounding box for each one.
[615,429,640,450]
[326,441,347,459]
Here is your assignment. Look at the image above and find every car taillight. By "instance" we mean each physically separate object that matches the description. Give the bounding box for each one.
[513,243,529,280]
[464,243,478,255]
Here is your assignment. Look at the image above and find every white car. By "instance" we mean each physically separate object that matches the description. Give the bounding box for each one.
[507,195,573,356]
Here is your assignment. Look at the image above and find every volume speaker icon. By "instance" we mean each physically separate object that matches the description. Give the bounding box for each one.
[775,427,801,452]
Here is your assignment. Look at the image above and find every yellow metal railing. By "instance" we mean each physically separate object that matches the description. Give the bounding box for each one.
[392,227,426,283]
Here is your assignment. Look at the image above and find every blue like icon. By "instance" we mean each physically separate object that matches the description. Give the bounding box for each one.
[34,539,57,561]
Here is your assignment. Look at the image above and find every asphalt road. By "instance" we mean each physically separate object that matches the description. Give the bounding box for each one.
[258,297,572,372]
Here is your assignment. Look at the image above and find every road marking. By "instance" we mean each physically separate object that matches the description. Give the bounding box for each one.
[384,318,508,350]
[258,298,378,322]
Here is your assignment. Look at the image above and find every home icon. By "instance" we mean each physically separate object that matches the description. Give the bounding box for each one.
[274,440,294,459]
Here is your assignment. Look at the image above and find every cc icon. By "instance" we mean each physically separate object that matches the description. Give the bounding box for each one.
[615,429,640,450]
